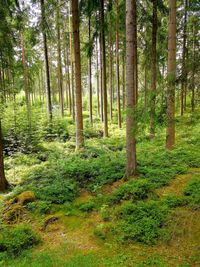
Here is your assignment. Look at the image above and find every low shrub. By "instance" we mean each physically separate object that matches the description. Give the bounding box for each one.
[108,179,152,204]
[184,176,200,207]
[115,201,170,244]
[0,224,40,257]
[27,201,51,214]
[79,201,96,212]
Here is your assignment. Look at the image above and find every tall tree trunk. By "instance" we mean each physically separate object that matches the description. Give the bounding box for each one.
[109,32,113,121]
[40,0,52,121]
[180,0,188,116]
[88,16,93,125]
[56,1,64,117]
[96,38,100,117]
[71,0,84,149]
[69,3,75,121]
[99,34,104,123]
[116,0,121,128]
[191,24,196,112]
[66,44,72,115]
[122,55,125,111]
[126,0,137,177]
[166,0,176,150]
[21,33,31,131]
[100,0,108,137]
[0,120,8,192]
[150,0,157,138]
[144,66,148,110]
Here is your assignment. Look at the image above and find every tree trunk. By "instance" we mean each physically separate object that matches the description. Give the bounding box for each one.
[109,33,113,121]
[166,0,176,150]
[116,0,121,128]
[21,33,31,130]
[88,16,93,125]
[150,0,157,138]
[180,0,187,116]
[69,3,75,121]
[40,0,52,121]
[100,0,108,137]
[96,38,100,117]
[191,24,196,112]
[126,0,137,177]
[56,1,64,117]
[0,120,8,192]
[99,34,104,123]
[122,55,125,111]
[71,0,84,149]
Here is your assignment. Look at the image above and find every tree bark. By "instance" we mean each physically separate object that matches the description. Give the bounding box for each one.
[69,3,75,121]
[166,0,176,150]
[56,1,64,117]
[88,16,93,125]
[0,120,8,192]
[100,0,108,137]
[126,0,137,177]
[116,0,121,128]
[71,0,84,149]
[96,38,100,117]
[40,0,52,121]
[150,0,157,138]
[180,0,187,116]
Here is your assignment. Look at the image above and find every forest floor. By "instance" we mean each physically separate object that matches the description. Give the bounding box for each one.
[0,112,200,266]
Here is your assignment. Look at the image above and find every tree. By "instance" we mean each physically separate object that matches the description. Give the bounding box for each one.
[40,0,52,121]
[100,0,108,137]
[0,120,8,192]
[166,0,176,150]
[116,0,121,128]
[56,0,64,117]
[126,0,137,177]
[150,0,157,138]
[71,0,84,149]
[180,0,188,116]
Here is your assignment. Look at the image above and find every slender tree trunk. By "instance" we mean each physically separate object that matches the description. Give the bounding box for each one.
[21,33,31,130]
[0,120,8,192]
[100,0,108,137]
[191,24,196,112]
[40,0,52,121]
[126,0,137,177]
[180,0,187,116]
[88,16,93,125]
[66,44,72,115]
[71,0,84,149]
[116,0,121,128]
[150,0,157,138]
[99,34,104,123]
[144,66,148,110]
[122,55,125,111]
[96,38,100,117]
[56,1,64,117]
[109,33,113,121]
[166,0,176,150]
[69,3,75,121]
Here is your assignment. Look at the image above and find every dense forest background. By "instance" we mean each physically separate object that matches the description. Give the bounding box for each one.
[0,0,200,266]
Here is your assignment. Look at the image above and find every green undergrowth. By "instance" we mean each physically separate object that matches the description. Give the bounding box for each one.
[0,224,40,260]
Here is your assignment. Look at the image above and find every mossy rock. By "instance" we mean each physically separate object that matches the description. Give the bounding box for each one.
[3,204,25,224]
[14,191,36,205]
[3,191,36,224]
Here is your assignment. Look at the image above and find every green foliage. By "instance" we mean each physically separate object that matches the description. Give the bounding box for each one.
[27,201,51,214]
[161,194,186,208]
[78,201,96,212]
[115,201,170,244]
[184,176,200,207]
[0,225,40,257]
[108,179,152,204]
